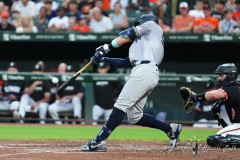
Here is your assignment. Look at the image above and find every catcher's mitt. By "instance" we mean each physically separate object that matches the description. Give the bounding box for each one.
[179,86,196,113]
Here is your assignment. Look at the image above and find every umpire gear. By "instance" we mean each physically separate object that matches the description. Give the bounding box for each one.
[134,14,158,26]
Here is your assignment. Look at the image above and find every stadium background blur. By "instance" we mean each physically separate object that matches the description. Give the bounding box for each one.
[0,0,239,125]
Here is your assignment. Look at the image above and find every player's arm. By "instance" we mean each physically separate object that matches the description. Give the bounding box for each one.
[102,57,132,68]
[108,26,139,49]
[25,81,43,95]
[204,89,227,101]
[92,27,138,65]
[194,88,227,102]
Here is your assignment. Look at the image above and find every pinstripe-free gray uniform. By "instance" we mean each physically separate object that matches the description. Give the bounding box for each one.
[114,21,164,123]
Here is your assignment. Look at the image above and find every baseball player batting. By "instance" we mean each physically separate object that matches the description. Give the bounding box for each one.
[81,14,182,152]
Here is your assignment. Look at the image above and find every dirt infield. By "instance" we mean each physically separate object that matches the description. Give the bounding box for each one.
[0,139,239,160]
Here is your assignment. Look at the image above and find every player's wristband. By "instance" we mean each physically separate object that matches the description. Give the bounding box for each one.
[108,38,120,49]
[196,93,206,101]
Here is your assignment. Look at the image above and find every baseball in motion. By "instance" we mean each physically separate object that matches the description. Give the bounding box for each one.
[51,77,59,84]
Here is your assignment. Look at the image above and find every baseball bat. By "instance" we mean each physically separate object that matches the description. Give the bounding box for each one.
[57,60,92,92]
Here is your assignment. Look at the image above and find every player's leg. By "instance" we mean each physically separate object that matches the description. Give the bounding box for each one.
[81,65,164,151]
[38,102,48,124]
[81,106,126,151]
[48,102,61,124]
[48,102,73,124]
[93,65,158,143]
[92,105,104,125]
[9,101,20,120]
[18,94,34,123]
[127,94,181,150]
[104,108,113,122]
[80,66,146,151]
[126,65,181,149]
[72,96,82,123]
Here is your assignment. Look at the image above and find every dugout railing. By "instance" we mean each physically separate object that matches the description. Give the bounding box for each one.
[0,72,217,125]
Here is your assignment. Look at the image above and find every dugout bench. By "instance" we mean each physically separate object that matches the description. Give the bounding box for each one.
[0,72,217,124]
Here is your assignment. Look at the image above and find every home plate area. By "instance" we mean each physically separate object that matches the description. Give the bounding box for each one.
[0,140,239,160]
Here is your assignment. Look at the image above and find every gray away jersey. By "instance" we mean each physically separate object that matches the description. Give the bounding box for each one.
[129,21,164,65]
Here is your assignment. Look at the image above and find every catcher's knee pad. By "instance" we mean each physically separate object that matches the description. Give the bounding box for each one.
[207,134,240,148]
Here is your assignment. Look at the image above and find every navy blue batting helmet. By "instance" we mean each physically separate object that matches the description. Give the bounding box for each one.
[134,14,158,26]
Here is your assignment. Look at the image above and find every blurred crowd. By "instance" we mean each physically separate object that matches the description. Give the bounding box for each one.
[0,0,239,33]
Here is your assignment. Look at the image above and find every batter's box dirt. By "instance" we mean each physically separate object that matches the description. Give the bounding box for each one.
[0,140,239,160]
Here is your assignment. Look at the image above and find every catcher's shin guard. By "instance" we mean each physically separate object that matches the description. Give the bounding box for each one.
[207,134,240,148]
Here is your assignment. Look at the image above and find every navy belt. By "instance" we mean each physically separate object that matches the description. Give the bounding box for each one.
[139,61,158,66]
[140,60,151,64]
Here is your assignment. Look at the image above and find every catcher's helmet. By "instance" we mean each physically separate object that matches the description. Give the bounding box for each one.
[134,14,158,26]
[214,63,238,88]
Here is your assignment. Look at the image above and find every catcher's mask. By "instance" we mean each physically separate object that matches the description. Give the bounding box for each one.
[214,63,238,88]
[134,14,158,26]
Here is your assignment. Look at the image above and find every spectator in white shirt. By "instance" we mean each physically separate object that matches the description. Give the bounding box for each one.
[89,7,113,33]
[188,0,205,19]
[11,0,37,17]
[48,6,69,32]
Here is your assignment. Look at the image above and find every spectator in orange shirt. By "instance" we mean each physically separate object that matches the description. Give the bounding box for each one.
[73,15,91,32]
[193,3,219,33]
[102,0,110,12]
[171,2,195,32]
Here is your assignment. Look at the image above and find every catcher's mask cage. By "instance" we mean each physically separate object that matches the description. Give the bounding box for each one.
[214,63,238,88]
[134,14,159,26]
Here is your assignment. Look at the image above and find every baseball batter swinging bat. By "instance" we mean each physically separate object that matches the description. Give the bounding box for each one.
[57,60,92,92]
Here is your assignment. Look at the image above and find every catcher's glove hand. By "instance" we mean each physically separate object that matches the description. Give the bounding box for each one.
[179,86,197,113]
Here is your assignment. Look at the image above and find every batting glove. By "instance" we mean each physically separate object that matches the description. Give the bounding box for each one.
[95,44,110,56]
[91,51,104,64]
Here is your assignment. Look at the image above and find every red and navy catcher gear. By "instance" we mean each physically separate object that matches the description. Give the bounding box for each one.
[134,14,159,26]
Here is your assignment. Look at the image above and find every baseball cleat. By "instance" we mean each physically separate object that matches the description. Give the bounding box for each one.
[80,140,107,152]
[168,123,182,150]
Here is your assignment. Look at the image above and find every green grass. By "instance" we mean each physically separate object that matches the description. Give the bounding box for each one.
[0,125,218,142]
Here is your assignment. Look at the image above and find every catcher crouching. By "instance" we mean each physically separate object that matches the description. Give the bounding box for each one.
[180,63,240,148]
